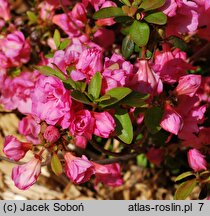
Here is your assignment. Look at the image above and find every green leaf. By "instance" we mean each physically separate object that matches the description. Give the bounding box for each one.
[144,107,163,134]
[71,90,92,105]
[175,171,195,182]
[93,7,126,19]
[88,72,102,99]
[34,65,66,81]
[174,179,197,200]
[144,12,167,25]
[59,38,71,50]
[137,154,148,167]
[95,95,111,103]
[51,153,63,176]
[168,36,189,52]
[26,11,37,25]
[115,108,133,144]
[139,0,166,11]
[122,35,135,59]
[119,0,131,6]
[53,29,61,49]
[121,91,149,107]
[129,21,150,47]
[99,87,132,108]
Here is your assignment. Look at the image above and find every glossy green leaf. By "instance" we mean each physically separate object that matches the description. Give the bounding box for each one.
[121,91,149,107]
[129,21,150,47]
[168,36,188,52]
[53,29,61,49]
[122,35,135,59]
[144,12,167,25]
[174,179,197,200]
[115,108,133,144]
[51,153,63,176]
[144,107,163,134]
[99,87,132,108]
[34,65,66,81]
[59,38,71,50]
[137,154,148,167]
[175,171,195,182]
[71,90,92,105]
[93,7,126,19]
[88,72,102,99]
[139,0,166,11]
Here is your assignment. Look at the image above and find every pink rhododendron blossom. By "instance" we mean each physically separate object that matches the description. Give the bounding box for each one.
[188,149,207,172]
[131,60,163,95]
[160,0,177,17]
[74,47,103,82]
[197,77,210,102]
[12,156,41,190]
[70,110,95,140]
[160,105,183,135]
[3,136,32,161]
[82,0,105,11]
[146,148,164,166]
[174,74,201,96]
[18,115,41,145]
[32,76,71,129]
[64,153,95,184]
[93,111,116,138]
[44,126,60,143]
[102,53,133,93]
[165,0,199,36]
[96,1,117,26]
[74,135,88,149]
[153,44,195,83]
[0,0,11,21]
[38,1,55,21]
[0,31,30,66]
[93,163,123,187]
[0,71,40,114]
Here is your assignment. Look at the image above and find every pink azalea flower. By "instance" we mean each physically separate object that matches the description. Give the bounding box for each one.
[44,126,60,143]
[160,104,183,135]
[12,155,41,190]
[188,149,207,172]
[32,76,71,129]
[93,162,123,187]
[174,74,201,97]
[18,115,41,145]
[131,60,163,95]
[70,110,95,140]
[82,0,105,11]
[3,136,32,161]
[93,111,116,138]
[64,152,95,184]
[38,1,55,21]
[0,0,11,21]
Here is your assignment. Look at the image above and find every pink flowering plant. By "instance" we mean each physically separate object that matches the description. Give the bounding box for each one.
[0,0,210,200]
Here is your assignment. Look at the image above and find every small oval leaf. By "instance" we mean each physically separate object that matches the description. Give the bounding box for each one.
[51,153,63,176]
[53,29,61,49]
[129,21,150,47]
[174,179,197,200]
[115,108,133,144]
[59,38,71,50]
[71,90,92,105]
[99,87,132,108]
[122,35,135,59]
[175,171,195,182]
[88,72,102,99]
[93,7,126,19]
[144,12,167,25]
[139,0,166,11]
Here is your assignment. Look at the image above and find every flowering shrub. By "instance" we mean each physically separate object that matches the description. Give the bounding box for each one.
[0,0,209,200]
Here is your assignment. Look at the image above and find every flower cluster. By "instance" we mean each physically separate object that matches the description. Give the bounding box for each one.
[0,0,209,199]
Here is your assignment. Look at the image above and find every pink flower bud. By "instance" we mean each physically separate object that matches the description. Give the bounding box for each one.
[64,153,95,184]
[93,162,123,187]
[188,149,207,172]
[93,111,116,138]
[160,105,183,135]
[146,148,164,166]
[175,74,201,96]
[12,155,41,190]
[74,135,88,149]
[3,136,32,161]
[44,126,60,143]
[0,0,11,21]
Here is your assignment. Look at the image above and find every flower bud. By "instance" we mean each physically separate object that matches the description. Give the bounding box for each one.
[12,155,41,190]
[3,136,32,161]
[44,125,60,143]
[188,149,207,172]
